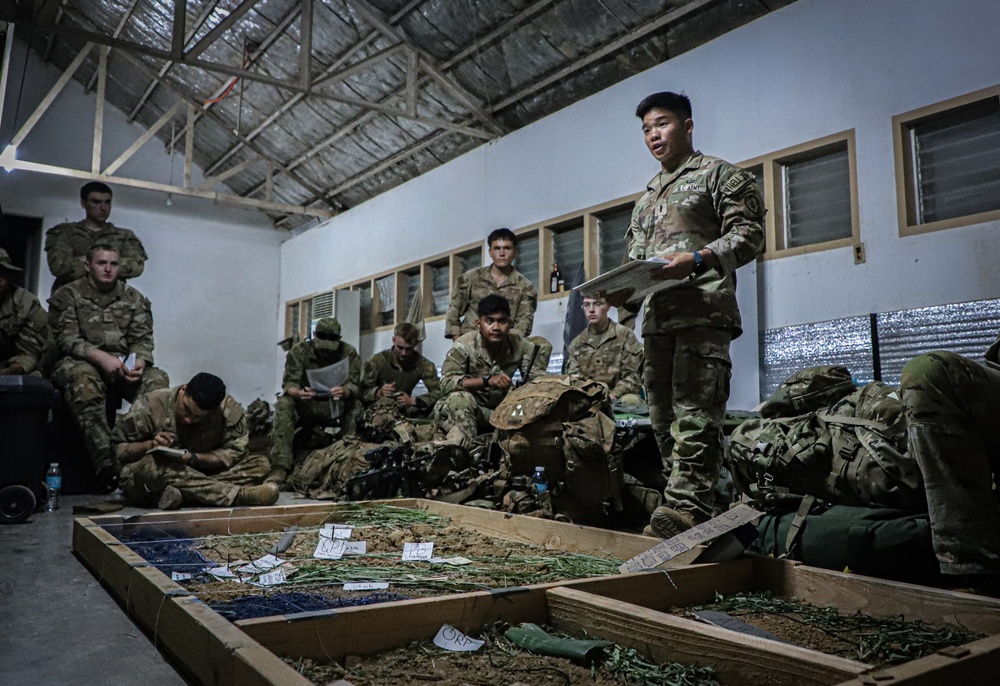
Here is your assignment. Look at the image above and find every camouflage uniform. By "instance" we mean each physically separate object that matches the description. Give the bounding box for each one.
[437,330,543,441]
[566,320,644,398]
[0,285,54,376]
[112,387,265,507]
[626,152,765,521]
[44,221,147,294]
[360,348,444,415]
[269,338,362,473]
[900,342,1000,575]
[445,266,538,338]
[48,276,169,472]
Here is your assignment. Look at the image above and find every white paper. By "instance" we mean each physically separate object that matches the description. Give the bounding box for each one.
[306,359,350,394]
[208,565,238,579]
[619,504,763,574]
[252,568,287,587]
[574,258,696,304]
[433,624,485,652]
[430,556,473,566]
[344,541,367,555]
[343,581,389,591]
[119,352,137,371]
[315,537,347,560]
[237,554,284,574]
[171,572,193,581]
[321,524,353,540]
[402,542,434,561]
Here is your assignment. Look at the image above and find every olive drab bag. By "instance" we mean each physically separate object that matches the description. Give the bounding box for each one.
[759,365,857,418]
[729,380,926,511]
[489,375,620,524]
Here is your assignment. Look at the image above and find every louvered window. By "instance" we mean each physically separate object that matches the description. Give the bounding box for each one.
[355,283,373,332]
[513,232,539,288]
[376,275,395,327]
[309,291,334,335]
[552,223,585,289]
[910,98,1000,224]
[781,144,851,248]
[430,261,450,316]
[404,271,420,313]
[597,205,632,274]
[459,248,481,273]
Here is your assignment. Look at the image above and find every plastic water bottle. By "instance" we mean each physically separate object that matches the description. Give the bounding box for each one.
[46,463,62,512]
[531,466,548,494]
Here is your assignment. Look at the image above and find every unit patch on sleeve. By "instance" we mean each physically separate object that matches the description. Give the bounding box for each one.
[722,170,755,196]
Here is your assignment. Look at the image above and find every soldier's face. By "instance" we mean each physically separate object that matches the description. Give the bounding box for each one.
[582,298,611,325]
[177,387,211,425]
[642,107,693,173]
[391,335,417,365]
[88,250,120,288]
[489,240,516,269]
[478,312,511,344]
[82,192,112,224]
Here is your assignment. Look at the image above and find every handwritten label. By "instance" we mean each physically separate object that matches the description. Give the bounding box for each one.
[253,568,287,587]
[344,582,390,591]
[208,565,237,579]
[430,556,473,566]
[237,554,284,574]
[321,524,353,540]
[433,624,485,652]
[344,541,367,555]
[315,537,347,560]
[402,542,434,561]
[619,504,763,574]
[171,572,193,581]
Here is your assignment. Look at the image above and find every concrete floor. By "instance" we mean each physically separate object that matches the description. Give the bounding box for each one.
[0,491,315,686]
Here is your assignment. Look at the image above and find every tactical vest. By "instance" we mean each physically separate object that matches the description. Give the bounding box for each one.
[489,375,620,524]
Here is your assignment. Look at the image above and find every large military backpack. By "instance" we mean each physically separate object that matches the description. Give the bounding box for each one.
[758,365,857,418]
[729,379,926,511]
[489,375,620,524]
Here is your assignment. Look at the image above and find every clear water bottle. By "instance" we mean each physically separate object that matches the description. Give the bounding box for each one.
[46,463,62,512]
[531,466,548,494]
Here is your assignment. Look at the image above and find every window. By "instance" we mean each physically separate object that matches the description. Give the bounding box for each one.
[309,291,334,335]
[286,302,300,341]
[353,282,373,333]
[895,88,1000,234]
[550,221,585,290]
[375,274,395,328]
[403,269,421,320]
[429,260,450,316]
[513,231,539,287]
[458,247,481,273]
[596,204,633,274]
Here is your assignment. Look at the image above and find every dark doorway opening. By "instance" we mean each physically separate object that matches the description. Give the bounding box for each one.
[0,210,43,294]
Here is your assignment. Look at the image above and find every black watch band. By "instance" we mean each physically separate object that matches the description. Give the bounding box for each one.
[482,375,492,387]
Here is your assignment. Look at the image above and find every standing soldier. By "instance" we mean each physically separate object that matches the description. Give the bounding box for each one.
[566,294,644,401]
[112,372,278,510]
[48,244,169,492]
[610,92,765,537]
[45,182,147,295]
[0,248,53,376]
[360,322,443,416]
[267,317,361,487]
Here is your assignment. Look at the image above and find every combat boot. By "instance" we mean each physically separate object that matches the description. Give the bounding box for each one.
[234,482,280,507]
[643,506,696,538]
[265,467,288,489]
[157,486,183,510]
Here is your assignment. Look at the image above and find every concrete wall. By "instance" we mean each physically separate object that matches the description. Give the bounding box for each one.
[279,0,998,409]
[0,37,282,405]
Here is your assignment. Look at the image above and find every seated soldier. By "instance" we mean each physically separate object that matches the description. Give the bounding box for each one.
[0,248,54,376]
[437,294,548,443]
[45,181,147,295]
[112,372,278,509]
[566,294,644,401]
[360,322,443,416]
[267,316,361,487]
[48,244,168,492]
[900,338,1000,592]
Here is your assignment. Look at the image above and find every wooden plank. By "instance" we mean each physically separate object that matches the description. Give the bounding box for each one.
[547,586,869,686]
[233,644,313,686]
[835,633,1000,686]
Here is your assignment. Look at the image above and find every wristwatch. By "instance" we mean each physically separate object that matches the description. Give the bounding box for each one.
[690,251,708,278]
[482,375,492,387]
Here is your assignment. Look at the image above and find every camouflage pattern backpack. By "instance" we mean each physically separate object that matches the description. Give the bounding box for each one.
[729,380,926,511]
[489,375,620,524]
[759,365,857,418]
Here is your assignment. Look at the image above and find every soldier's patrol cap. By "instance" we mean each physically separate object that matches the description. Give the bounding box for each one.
[314,317,342,340]
[0,248,22,274]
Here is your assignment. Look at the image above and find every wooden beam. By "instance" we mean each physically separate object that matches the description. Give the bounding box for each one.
[10,42,94,148]
[311,43,405,89]
[103,101,183,176]
[171,0,187,58]
[200,156,263,191]
[835,633,1000,686]
[84,0,141,93]
[405,49,418,115]
[91,47,106,173]
[298,0,312,89]
[184,103,194,188]
[184,0,256,61]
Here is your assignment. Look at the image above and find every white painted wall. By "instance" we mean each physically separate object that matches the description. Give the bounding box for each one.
[280,0,999,409]
[0,37,282,405]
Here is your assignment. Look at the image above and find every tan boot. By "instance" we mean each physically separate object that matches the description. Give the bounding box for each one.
[234,482,280,507]
[265,467,288,489]
[157,485,183,510]
[643,506,696,538]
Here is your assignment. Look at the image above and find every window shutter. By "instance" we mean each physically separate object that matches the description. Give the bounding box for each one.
[783,146,852,248]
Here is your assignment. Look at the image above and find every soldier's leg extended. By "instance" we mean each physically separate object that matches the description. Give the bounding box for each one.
[52,360,114,472]
[901,351,1000,576]
[435,391,486,442]
[121,455,276,508]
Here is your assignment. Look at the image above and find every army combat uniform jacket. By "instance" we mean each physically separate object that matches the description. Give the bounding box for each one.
[441,330,541,411]
[566,320,644,398]
[45,221,147,294]
[360,348,443,411]
[0,286,54,375]
[445,266,538,339]
[626,152,765,337]
[282,339,361,396]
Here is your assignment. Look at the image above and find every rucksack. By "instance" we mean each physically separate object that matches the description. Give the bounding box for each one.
[758,365,857,418]
[729,380,926,511]
[489,375,620,524]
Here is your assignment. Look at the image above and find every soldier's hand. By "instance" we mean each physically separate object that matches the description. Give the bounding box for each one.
[124,358,146,383]
[489,373,513,390]
[290,387,316,400]
[652,252,693,281]
[152,431,175,447]
[395,393,416,408]
[92,350,127,378]
[378,383,396,398]
[602,288,635,308]
[330,385,346,400]
[0,363,25,375]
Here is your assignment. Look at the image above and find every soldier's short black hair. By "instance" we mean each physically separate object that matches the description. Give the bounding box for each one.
[487,228,517,248]
[186,372,226,410]
[477,294,511,318]
[86,243,119,261]
[80,181,113,201]
[635,92,692,121]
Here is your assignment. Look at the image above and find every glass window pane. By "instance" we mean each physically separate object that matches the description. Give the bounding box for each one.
[782,146,852,248]
[376,274,395,326]
[513,232,539,288]
[355,283,373,332]
[552,224,585,289]
[430,262,450,316]
[460,248,481,273]
[597,206,632,274]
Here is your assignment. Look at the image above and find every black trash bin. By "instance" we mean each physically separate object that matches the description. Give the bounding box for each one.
[0,376,59,523]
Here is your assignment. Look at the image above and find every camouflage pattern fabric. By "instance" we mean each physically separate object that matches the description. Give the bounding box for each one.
[0,285,54,375]
[644,326,732,522]
[445,266,538,338]
[246,398,273,438]
[120,454,269,508]
[565,320,644,398]
[279,338,361,395]
[625,152,765,337]
[360,348,443,414]
[45,221,147,294]
[901,350,1000,575]
[434,390,494,442]
[49,275,167,471]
